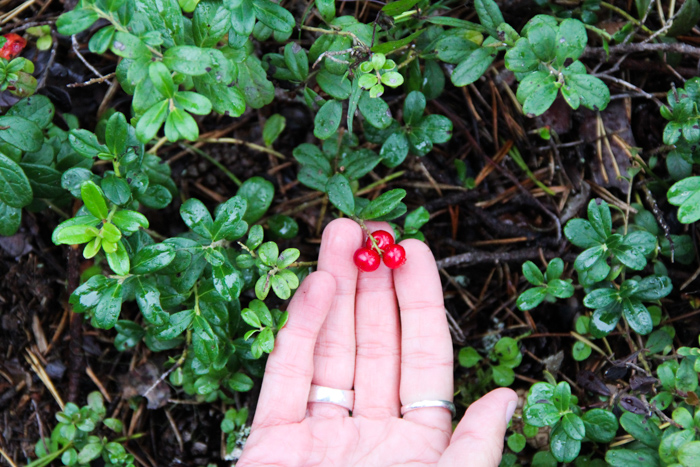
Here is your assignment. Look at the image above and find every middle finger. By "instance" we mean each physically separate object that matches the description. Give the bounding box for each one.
[352,222,401,418]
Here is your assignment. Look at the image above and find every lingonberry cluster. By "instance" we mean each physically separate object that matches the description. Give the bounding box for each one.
[353,230,406,272]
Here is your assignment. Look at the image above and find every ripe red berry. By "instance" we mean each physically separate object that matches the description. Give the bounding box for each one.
[366,230,394,252]
[353,247,381,272]
[382,244,406,269]
[0,34,27,60]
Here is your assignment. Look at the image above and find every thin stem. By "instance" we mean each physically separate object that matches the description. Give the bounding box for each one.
[179,142,243,186]
[200,137,286,160]
[600,1,654,35]
[289,261,318,267]
[357,170,405,195]
[301,25,368,48]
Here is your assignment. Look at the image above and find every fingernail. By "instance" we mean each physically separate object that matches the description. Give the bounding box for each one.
[505,400,517,424]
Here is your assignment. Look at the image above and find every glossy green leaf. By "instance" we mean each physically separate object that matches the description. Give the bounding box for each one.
[237,176,274,223]
[326,173,355,216]
[163,46,212,76]
[134,277,169,326]
[620,412,661,448]
[451,47,496,87]
[517,286,547,311]
[94,281,123,329]
[180,198,214,239]
[314,99,343,140]
[56,8,99,35]
[0,153,32,208]
[360,188,406,220]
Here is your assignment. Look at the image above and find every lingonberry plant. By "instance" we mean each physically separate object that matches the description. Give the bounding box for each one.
[2,0,700,464]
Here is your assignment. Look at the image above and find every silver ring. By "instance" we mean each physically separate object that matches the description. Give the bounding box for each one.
[308,384,354,412]
[401,400,456,418]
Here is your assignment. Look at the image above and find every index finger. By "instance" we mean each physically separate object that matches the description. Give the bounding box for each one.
[395,239,454,433]
[252,271,336,429]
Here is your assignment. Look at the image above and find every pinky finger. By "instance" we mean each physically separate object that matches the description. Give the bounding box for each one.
[437,388,518,467]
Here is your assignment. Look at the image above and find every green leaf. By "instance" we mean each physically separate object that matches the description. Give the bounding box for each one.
[284,42,309,82]
[380,132,409,168]
[136,100,169,142]
[381,0,420,16]
[507,433,526,453]
[212,196,248,241]
[212,260,243,301]
[633,275,672,301]
[524,402,560,427]
[620,412,661,448]
[659,429,695,464]
[565,72,610,111]
[174,92,213,116]
[677,441,700,467]
[111,31,149,59]
[69,129,108,158]
[516,287,547,311]
[180,198,214,239]
[317,70,351,99]
[106,240,130,275]
[517,71,558,116]
[314,99,343,140]
[316,0,335,21]
[268,214,299,239]
[359,188,406,219]
[326,174,355,216]
[550,423,581,463]
[458,346,482,368]
[676,357,699,392]
[263,114,286,147]
[192,0,231,47]
[474,0,504,31]
[0,153,32,208]
[359,94,392,130]
[0,116,43,152]
[561,413,585,440]
[504,37,539,73]
[403,91,426,126]
[553,381,571,412]
[418,114,452,144]
[581,408,618,443]
[371,29,424,55]
[668,176,700,223]
[522,261,544,285]
[228,373,254,392]
[163,46,212,76]
[237,55,275,109]
[81,180,109,219]
[237,176,274,223]
[667,0,700,36]
[131,244,176,274]
[555,19,587,64]
[527,21,556,61]
[271,274,291,299]
[94,281,123,329]
[7,95,55,129]
[606,447,660,467]
[451,47,496,87]
[494,337,520,361]
[492,364,515,386]
[564,219,604,248]
[158,309,195,340]
[56,8,99,35]
[77,443,103,464]
[0,200,21,236]
[547,279,574,298]
[572,341,592,361]
[252,0,294,33]
[134,277,169,326]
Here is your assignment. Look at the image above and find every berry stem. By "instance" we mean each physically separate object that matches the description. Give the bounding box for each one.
[354,217,381,254]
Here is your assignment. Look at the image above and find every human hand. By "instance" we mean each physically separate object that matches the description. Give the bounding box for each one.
[238,218,518,467]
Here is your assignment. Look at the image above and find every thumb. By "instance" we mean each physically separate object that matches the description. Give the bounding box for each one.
[438,388,518,467]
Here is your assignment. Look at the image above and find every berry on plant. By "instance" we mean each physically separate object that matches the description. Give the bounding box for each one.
[383,244,406,269]
[0,34,27,60]
[366,230,394,252]
[354,247,381,272]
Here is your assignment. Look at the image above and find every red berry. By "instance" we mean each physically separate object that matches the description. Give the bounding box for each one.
[366,229,394,252]
[353,247,381,272]
[382,244,406,269]
[0,34,27,60]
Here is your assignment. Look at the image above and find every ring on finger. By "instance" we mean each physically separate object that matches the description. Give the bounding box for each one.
[308,384,354,412]
[401,400,456,418]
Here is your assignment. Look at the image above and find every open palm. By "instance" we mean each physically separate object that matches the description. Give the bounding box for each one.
[238,219,517,467]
